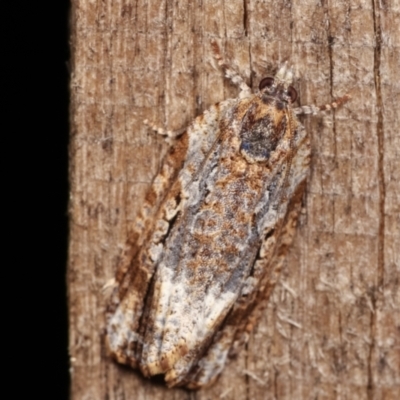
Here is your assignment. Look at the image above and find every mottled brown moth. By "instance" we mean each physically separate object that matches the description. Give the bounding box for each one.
[106,42,350,389]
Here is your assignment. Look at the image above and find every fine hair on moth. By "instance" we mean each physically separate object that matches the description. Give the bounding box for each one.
[105,40,351,389]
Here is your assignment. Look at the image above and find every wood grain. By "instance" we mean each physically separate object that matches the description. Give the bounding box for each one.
[69,0,400,398]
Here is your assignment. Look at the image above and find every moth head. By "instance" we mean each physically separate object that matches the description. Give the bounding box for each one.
[259,63,297,104]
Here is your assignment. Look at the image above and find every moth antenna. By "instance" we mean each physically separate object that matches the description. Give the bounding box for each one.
[293,94,351,115]
[211,40,252,98]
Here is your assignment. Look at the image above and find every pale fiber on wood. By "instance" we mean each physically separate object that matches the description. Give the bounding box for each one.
[69,0,400,399]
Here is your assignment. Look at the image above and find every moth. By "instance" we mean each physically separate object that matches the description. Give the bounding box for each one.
[105,41,350,389]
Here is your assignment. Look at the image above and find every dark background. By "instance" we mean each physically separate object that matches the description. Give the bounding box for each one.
[20,1,70,397]
[54,1,70,397]
[56,1,70,393]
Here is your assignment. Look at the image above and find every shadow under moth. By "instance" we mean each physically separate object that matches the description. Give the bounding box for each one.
[105,41,350,389]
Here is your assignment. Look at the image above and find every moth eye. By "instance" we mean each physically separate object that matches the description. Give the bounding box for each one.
[259,77,275,91]
[287,86,297,103]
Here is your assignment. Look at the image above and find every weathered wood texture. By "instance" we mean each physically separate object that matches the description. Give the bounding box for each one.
[69,0,399,398]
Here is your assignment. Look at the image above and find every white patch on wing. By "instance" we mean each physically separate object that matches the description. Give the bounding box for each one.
[148,243,163,262]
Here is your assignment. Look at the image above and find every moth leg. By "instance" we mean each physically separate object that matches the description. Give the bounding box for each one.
[293,94,351,115]
[211,40,252,99]
[143,119,186,140]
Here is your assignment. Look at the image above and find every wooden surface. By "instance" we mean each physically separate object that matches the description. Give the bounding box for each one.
[68,0,400,398]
